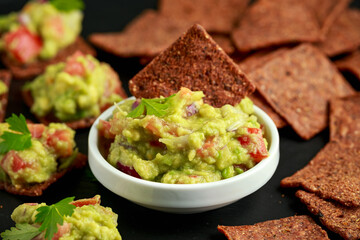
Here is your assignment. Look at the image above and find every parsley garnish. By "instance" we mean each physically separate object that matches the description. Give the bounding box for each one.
[127,94,175,118]
[0,224,40,240]
[0,114,32,154]
[35,197,76,240]
[50,0,84,12]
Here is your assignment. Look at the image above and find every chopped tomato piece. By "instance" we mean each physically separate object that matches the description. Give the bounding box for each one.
[196,136,216,158]
[237,127,268,163]
[98,120,115,139]
[52,222,71,240]
[247,127,260,134]
[28,123,45,138]
[64,51,95,76]
[250,135,268,163]
[46,129,73,157]
[46,15,64,40]
[4,26,42,63]
[145,117,178,137]
[237,135,250,146]
[71,196,101,207]
[1,151,31,173]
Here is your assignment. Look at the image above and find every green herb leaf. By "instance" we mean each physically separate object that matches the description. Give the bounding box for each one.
[0,223,40,240]
[50,0,84,12]
[0,114,32,154]
[127,94,175,118]
[35,197,76,240]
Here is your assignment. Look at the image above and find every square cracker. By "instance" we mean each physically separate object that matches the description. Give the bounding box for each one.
[231,0,320,52]
[129,24,255,108]
[218,215,329,240]
[1,37,95,80]
[89,10,191,59]
[316,9,360,57]
[0,70,11,122]
[335,50,360,81]
[330,94,360,144]
[158,0,250,34]
[296,190,360,240]
[248,44,355,140]
[281,141,360,207]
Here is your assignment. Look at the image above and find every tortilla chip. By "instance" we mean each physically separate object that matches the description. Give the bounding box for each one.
[158,0,250,34]
[334,50,360,81]
[316,9,360,57]
[231,0,320,52]
[330,94,360,144]
[0,153,87,196]
[281,141,360,207]
[211,34,235,55]
[248,44,355,140]
[250,92,287,128]
[302,0,350,37]
[129,24,255,107]
[218,215,329,240]
[0,70,11,122]
[1,37,96,80]
[296,190,360,240]
[89,10,191,58]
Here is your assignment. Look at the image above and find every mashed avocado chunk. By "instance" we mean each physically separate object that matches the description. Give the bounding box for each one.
[100,88,269,184]
[25,52,123,122]
[0,1,82,63]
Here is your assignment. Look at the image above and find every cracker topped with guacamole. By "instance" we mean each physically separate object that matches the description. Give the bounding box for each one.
[1,195,122,240]
[23,51,127,129]
[99,88,268,184]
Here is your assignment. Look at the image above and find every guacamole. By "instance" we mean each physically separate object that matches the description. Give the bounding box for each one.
[0,1,82,63]
[0,122,77,188]
[99,88,269,184]
[8,195,122,240]
[24,51,124,122]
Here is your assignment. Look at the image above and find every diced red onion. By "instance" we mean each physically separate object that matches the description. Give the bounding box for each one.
[132,99,141,109]
[117,162,141,179]
[186,103,198,117]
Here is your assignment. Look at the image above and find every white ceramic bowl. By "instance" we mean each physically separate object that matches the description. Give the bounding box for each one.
[88,98,280,214]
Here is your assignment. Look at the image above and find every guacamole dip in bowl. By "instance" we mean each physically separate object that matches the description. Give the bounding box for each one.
[89,88,279,213]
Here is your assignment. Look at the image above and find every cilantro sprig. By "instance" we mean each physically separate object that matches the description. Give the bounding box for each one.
[127,94,175,118]
[0,197,76,240]
[0,114,32,154]
[49,0,84,12]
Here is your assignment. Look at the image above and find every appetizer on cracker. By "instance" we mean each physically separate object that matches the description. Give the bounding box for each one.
[23,51,127,129]
[0,195,122,240]
[0,114,87,196]
[0,70,11,122]
[0,0,95,79]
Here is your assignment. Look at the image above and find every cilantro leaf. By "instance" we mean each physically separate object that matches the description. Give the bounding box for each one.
[35,197,76,240]
[50,0,84,12]
[127,94,175,118]
[0,114,32,154]
[0,223,40,240]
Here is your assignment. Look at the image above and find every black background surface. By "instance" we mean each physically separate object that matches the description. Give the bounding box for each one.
[0,1,359,239]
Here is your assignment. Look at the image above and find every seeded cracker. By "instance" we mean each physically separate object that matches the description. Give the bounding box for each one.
[218,215,329,240]
[89,10,190,59]
[296,190,360,240]
[330,94,360,144]
[231,0,320,53]
[129,24,255,108]
[248,44,355,140]
[1,37,95,80]
[316,9,360,57]
[335,50,360,81]
[281,141,360,207]
[158,0,250,34]
[0,70,11,122]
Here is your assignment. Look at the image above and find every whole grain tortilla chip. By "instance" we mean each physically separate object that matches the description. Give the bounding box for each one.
[0,153,87,196]
[0,70,11,122]
[296,190,360,240]
[211,34,235,55]
[316,9,360,57]
[302,0,350,37]
[330,94,360,144]
[231,0,321,53]
[1,37,96,80]
[159,0,250,34]
[281,141,360,207]
[218,215,329,240]
[89,10,191,58]
[334,50,360,81]
[129,24,255,107]
[248,44,355,140]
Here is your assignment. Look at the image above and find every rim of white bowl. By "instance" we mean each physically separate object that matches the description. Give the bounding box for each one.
[88,97,279,191]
